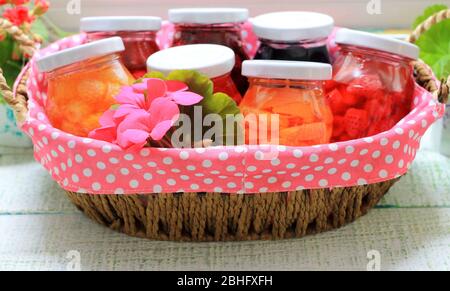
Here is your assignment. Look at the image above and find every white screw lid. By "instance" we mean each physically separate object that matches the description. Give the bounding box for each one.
[242,60,332,81]
[80,16,162,32]
[147,44,235,78]
[37,37,125,73]
[335,28,419,60]
[169,8,249,24]
[251,11,334,42]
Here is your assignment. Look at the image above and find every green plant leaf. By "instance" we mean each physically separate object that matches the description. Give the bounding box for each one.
[415,18,450,79]
[31,18,50,43]
[201,92,240,118]
[166,70,214,98]
[412,4,448,29]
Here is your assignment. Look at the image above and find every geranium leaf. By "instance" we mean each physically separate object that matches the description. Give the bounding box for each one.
[412,4,448,29]
[415,17,450,79]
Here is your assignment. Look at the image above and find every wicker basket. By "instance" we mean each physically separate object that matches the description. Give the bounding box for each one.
[1,12,449,242]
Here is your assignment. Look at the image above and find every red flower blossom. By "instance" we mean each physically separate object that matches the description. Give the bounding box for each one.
[33,0,49,16]
[3,6,35,26]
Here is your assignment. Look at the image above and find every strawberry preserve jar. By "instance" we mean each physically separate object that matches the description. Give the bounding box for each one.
[81,16,162,78]
[37,37,135,137]
[327,28,420,142]
[147,44,242,104]
[239,60,333,146]
[168,8,250,95]
[252,12,334,64]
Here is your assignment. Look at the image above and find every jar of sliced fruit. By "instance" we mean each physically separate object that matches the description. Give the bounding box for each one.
[36,37,135,137]
[239,60,333,146]
[327,28,420,142]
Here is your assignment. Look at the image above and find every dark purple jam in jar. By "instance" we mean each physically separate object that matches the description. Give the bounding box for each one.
[252,11,334,64]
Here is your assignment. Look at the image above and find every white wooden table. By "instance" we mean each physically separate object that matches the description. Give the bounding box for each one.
[0,147,449,271]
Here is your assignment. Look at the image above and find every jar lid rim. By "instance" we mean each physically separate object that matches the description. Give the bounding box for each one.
[169,8,249,24]
[335,28,419,60]
[242,60,332,81]
[37,37,125,73]
[251,11,334,42]
[80,16,162,32]
[147,44,236,79]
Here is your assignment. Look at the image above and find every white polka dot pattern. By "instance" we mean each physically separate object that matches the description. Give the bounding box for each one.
[19,33,446,194]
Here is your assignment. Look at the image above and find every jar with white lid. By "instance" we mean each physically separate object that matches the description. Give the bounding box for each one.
[80,16,162,78]
[168,8,250,95]
[252,11,334,64]
[147,44,242,103]
[239,60,333,146]
[327,28,420,142]
[37,37,134,137]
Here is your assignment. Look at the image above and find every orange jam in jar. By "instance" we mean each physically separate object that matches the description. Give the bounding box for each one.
[239,60,333,146]
[37,37,134,137]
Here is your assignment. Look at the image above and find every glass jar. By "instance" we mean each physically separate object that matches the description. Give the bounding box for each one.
[239,60,333,146]
[327,28,419,142]
[252,12,334,64]
[81,16,162,78]
[169,8,250,95]
[147,44,242,104]
[37,37,135,137]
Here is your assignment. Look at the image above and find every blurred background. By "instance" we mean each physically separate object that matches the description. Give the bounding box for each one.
[48,0,450,31]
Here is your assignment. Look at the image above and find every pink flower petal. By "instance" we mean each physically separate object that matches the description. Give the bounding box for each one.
[150,120,174,141]
[99,109,117,127]
[88,126,117,143]
[148,97,180,128]
[132,82,147,93]
[170,91,204,106]
[113,104,140,119]
[115,87,146,108]
[147,78,168,103]
[118,129,149,149]
[165,80,188,92]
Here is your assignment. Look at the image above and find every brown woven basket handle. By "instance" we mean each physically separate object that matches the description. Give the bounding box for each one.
[0,18,37,124]
[408,9,450,105]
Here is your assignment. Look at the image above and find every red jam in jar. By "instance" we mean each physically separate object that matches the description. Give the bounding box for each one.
[326,29,419,142]
[36,37,135,137]
[147,44,242,104]
[252,12,334,64]
[239,60,334,146]
[81,16,162,78]
[168,8,250,95]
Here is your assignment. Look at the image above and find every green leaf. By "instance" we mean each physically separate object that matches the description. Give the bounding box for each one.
[415,18,450,79]
[412,4,448,29]
[201,92,240,119]
[166,70,214,98]
[31,18,50,43]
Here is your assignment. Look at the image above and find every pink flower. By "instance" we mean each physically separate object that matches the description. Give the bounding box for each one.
[89,79,203,150]
[3,6,34,26]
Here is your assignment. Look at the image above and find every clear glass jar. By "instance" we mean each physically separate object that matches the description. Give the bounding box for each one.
[81,17,162,78]
[327,29,419,142]
[37,37,134,137]
[147,44,242,104]
[169,8,250,95]
[252,12,334,64]
[239,60,333,146]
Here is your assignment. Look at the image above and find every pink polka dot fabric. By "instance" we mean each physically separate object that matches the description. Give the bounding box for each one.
[16,31,445,195]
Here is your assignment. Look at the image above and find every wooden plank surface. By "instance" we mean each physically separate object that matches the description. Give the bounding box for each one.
[0,149,449,271]
[0,209,448,271]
